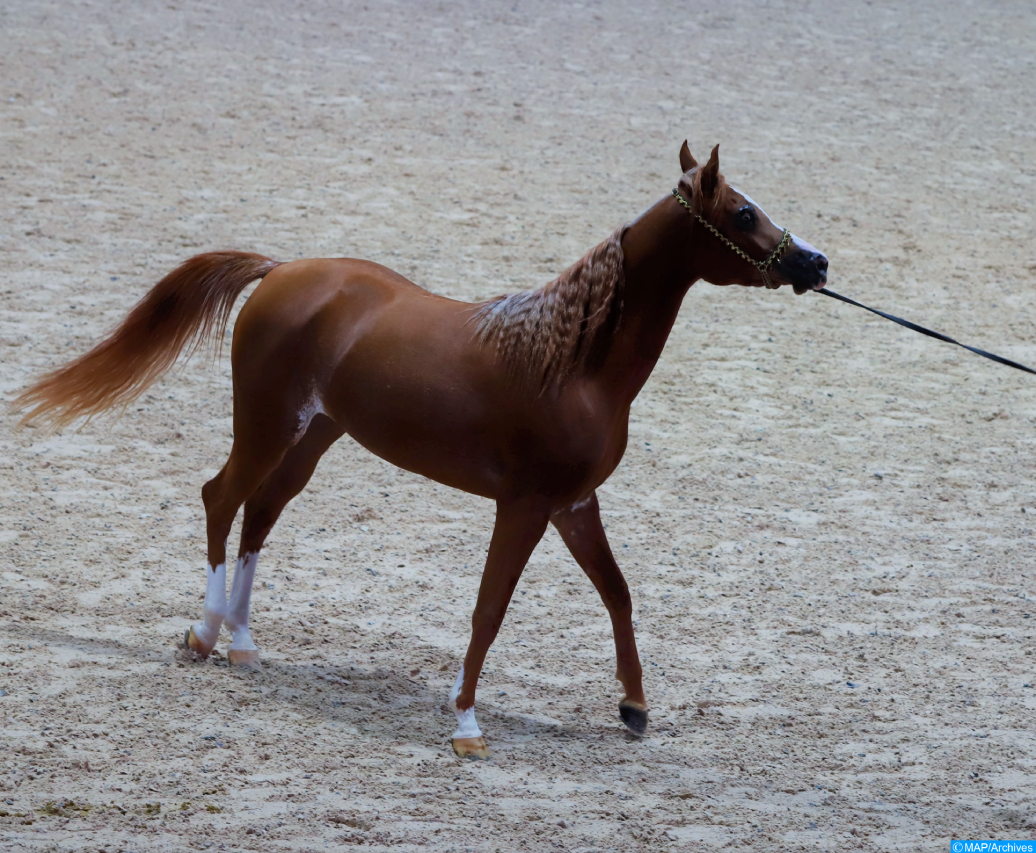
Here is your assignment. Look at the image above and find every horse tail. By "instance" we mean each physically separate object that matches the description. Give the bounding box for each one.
[13,251,282,429]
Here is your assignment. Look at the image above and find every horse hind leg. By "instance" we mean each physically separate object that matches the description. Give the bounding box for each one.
[223,551,261,670]
[184,558,229,658]
[222,413,344,670]
[183,403,308,659]
[184,453,276,659]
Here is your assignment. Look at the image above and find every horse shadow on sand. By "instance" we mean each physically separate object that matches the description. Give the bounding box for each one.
[1,622,624,757]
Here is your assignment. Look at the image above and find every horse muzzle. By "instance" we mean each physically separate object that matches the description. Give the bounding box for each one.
[777,238,828,295]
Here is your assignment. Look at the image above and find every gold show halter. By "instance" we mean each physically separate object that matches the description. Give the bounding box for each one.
[672,188,792,288]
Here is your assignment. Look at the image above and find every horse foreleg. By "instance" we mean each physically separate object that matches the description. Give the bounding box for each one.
[450,497,550,759]
[552,493,648,735]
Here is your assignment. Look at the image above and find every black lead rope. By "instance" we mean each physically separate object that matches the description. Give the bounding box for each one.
[817,288,1036,377]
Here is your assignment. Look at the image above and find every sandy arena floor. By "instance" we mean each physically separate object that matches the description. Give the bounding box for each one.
[2,1,1035,850]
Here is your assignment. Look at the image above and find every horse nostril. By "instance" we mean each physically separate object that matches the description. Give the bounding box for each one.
[814,253,829,274]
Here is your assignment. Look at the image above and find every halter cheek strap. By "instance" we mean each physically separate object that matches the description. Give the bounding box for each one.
[672,188,792,289]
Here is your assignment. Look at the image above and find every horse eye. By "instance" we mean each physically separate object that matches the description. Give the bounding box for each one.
[735,206,757,231]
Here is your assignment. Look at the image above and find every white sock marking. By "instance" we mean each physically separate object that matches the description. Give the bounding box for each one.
[225,552,259,651]
[192,562,227,650]
[448,666,483,739]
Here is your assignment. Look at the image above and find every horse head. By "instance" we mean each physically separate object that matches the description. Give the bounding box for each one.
[676,141,828,294]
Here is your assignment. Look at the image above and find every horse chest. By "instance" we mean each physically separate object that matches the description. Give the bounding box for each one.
[526,414,628,499]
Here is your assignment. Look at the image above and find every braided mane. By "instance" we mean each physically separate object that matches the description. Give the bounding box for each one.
[474,227,627,390]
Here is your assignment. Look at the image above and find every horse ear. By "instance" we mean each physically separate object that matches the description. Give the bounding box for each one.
[700,144,721,198]
[679,140,697,172]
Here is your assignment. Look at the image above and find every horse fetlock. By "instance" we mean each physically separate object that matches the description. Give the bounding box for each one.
[449,693,488,760]
[193,608,225,648]
[225,618,257,652]
[184,625,216,658]
[615,666,644,697]
[224,623,249,643]
[448,666,484,745]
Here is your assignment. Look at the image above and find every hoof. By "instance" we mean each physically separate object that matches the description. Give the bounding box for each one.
[619,698,648,736]
[452,736,491,760]
[183,626,211,658]
[227,648,262,671]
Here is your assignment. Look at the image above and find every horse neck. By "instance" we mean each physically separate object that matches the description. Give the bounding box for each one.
[600,194,696,402]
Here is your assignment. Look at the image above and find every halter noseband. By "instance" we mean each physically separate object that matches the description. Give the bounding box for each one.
[671,187,792,289]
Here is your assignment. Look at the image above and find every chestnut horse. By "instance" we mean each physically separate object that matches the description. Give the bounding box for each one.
[15,143,828,759]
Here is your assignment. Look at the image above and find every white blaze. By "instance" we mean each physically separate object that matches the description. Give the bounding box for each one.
[731,188,784,231]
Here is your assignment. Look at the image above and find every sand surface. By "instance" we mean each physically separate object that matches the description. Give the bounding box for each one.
[2,1,1036,850]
